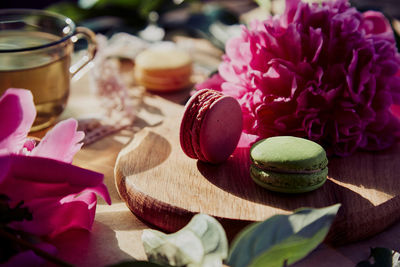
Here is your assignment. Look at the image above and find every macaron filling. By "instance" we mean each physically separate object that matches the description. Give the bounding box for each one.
[251,163,327,174]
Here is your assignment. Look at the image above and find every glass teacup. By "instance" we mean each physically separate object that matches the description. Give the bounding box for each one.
[0,9,97,131]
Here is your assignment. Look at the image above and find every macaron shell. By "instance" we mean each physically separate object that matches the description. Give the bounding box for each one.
[134,48,193,92]
[136,63,192,76]
[135,49,192,70]
[199,96,242,163]
[250,136,328,172]
[180,90,213,159]
[250,165,328,193]
[191,92,225,162]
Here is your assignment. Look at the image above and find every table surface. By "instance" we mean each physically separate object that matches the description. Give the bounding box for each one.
[35,47,400,267]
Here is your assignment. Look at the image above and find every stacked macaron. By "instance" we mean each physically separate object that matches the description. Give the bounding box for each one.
[250,136,328,193]
[180,89,242,164]
[134,48,192,92]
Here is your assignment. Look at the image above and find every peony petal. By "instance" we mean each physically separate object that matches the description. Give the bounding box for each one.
[0,155,111,238]
[390,105,400,119]
[226,36,251,66]
[283,0,302,27]
[0,154,11,184]
[237,133,259,148]
[218,60,241,84]
[0,89,36,154]
[308,27,323,63]
[257,62,295,97]
[195,73,225,92]
[0,154,111,204]
[0,170,110,205]
[30,118,84,163]
[361,114,400,151]
[362,11,392,35]
[7,190,109,238]
[3,155,104,186]
[10,193,97,237]
[220,82,248,99]
[0,94,22,144]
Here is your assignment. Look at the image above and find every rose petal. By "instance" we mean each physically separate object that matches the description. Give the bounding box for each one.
[0,95,22,144]
[31,118,84,163]
[3,155,104,186]
[10,192,98,237]
[0,89,36,154]
[1,155,111,203]
[0,155,111,237]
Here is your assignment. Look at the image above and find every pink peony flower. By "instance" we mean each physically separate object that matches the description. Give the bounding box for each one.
[197,0,400,156]
[0,88,111,265]
[0,155,111,237]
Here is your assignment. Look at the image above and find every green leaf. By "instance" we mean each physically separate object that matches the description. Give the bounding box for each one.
[356,247,400,267]
[142,214,228,267]
[107,260,168,267]
[227,204,341,267]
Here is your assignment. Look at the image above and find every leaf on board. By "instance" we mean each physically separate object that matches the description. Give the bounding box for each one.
[227,204,341,267]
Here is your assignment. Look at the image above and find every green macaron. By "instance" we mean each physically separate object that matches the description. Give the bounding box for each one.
[250,136,328,193]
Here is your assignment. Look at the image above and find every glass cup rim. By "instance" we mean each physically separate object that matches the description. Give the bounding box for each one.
[0,8,76,53]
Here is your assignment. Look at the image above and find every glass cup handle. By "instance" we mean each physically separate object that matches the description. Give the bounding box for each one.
[69,26,97,77]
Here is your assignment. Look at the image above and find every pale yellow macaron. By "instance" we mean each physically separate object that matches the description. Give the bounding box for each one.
[134,48,193,92]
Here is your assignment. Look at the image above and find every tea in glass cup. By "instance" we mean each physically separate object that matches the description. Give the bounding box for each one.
[0,9,96,131]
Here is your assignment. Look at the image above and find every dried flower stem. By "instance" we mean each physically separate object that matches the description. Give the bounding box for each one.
[0,228,74,267]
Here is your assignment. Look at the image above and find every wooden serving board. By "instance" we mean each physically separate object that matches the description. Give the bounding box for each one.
[115,95,400,245]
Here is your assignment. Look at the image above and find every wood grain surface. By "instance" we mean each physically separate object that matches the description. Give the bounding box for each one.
[115,94,400,245]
